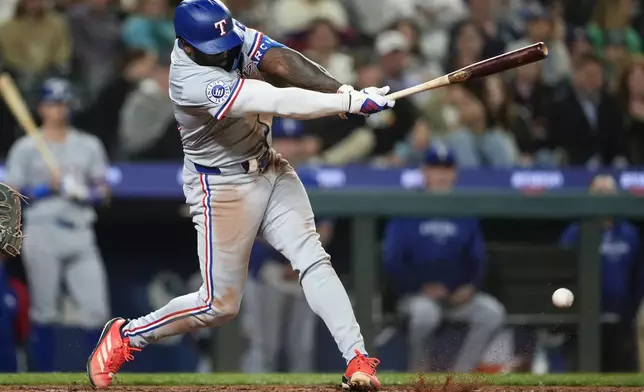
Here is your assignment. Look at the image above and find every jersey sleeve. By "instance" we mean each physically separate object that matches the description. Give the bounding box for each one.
[204,76,347,121]
[235,20,285,68]
[4,138,31,189]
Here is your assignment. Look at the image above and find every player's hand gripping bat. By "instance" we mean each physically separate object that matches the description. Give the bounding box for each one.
[0,73,60,178]
[385,42,549,100]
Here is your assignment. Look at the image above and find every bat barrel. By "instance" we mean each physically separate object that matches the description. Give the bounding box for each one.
[447,42,549,84]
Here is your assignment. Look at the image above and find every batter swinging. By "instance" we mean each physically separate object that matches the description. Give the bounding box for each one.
[87,0,394,390]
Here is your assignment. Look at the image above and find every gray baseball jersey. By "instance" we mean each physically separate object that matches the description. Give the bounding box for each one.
[5,129,110,328]
[6,129,107,227]
[121,21,368,367]
[169,22,281,168]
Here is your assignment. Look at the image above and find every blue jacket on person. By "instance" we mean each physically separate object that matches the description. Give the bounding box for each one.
[382,217,486,296]
[560,220,644,319]
[0,263,18,372]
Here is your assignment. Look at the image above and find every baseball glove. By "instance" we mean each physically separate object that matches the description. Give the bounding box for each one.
[0,182,24,257]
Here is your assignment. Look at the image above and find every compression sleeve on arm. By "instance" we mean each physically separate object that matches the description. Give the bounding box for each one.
[223,79,349,120]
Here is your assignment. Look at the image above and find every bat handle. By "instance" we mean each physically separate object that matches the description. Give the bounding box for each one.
[385,75,450,101]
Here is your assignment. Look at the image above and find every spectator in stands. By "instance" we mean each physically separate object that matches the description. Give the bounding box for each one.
[270,0,349,41]
[382,144,506,372]
[505,3,571,87]
[67,0,123,103]
[507,60,555,166]
[560,174,643,371]
[550,53,628,167]
[566,27,594,70]
[121,0,175,58]
[587,0,642,55]
[0,0,71,107]
[0,257,18,372]
[621,56,644,165]
[0,0,18,23]
[391,120,432,166]
[445,20,485,73]
[303,18,355,86]
[117,60,180,160]
[270,118,315,167]
[376,30,427,106]
[413,0,467,75]
[224,0,271,32]
[389,17,428,76]
[445,86,518,167]
[602,30,631,93]
[454,0,508,58]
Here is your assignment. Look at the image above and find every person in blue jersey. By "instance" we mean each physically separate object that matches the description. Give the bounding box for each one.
[382,144,506,372]
[0,256,18,372]
[559,174,643,371]
[241,118,334,372]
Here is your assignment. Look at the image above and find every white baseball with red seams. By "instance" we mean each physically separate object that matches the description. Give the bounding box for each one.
[552,288,574,308]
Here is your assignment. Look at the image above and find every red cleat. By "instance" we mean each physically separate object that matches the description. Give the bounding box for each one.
[342,349,381,391]
[86,318,140,389]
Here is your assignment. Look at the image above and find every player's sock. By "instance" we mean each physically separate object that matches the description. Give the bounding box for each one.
[29,323,56,371]
[300,261,367,363]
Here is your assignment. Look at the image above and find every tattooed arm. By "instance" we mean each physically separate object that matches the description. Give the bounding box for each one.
[259,47,344,93]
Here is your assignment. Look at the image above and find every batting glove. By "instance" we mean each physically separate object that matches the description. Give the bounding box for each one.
[61,175,89,201]
[360,86,391,96]
[347,89,395,116]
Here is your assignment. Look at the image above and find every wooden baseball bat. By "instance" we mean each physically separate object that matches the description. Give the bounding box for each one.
[0,73,60,177]
[386,42,549,100]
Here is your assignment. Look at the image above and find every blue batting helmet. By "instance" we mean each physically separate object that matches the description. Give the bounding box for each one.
[423,144,456,167]
[41,78,73,103]
[174,0,244,55]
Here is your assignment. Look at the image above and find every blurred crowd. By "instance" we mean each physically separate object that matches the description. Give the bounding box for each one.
[2,0,644,168]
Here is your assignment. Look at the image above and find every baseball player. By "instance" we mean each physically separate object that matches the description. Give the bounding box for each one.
[5,78,111,371]
[87,0,392,390]
[242,126,334,371]
[382,145,506,372]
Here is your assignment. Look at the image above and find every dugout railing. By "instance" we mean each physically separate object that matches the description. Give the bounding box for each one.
[212,191,644,373]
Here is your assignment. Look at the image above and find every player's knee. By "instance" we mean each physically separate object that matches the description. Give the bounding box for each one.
[206,301,241,325]
[471,298,506,330]
[408,297,442,332]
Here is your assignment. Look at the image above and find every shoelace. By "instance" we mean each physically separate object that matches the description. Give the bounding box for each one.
[105,340,141,373]
[352,349,380,373]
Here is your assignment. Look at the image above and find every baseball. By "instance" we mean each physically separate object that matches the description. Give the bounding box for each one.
[552,288,574,308]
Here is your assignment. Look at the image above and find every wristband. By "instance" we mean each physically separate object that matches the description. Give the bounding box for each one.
[337,84,355,94]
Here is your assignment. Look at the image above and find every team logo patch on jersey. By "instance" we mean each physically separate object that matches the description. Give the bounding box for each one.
[206,80,232,105]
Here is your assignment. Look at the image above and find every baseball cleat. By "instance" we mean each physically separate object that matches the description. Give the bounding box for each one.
[87,318,140,389]
[341,349,381,391]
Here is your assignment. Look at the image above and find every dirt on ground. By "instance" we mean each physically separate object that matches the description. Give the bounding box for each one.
[2,380,643,392]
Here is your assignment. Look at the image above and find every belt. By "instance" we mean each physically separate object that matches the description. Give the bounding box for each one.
[55,219,77,229]
[191,152,270,176]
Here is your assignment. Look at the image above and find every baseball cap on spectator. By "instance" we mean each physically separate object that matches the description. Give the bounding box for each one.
[423,144,456,167]
[41,78,74,104]
[272,117,304,139]
[375,30,408,56]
